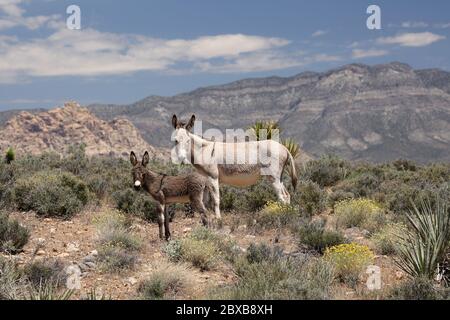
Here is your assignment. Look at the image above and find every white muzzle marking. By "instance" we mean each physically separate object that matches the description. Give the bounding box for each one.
[134,180,141,187]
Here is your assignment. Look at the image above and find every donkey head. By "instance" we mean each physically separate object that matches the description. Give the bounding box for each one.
[171,114,195,164]
[130,151,150,189]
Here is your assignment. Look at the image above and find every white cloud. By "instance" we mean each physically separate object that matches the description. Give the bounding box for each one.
[0,28,297,82]
[401,21,428,28]
[435,22,450,29]
[352,48,389,59]
[0,0,61,30]
[0,0,341,82]
[0,0,24,17]
[312,30,327,37]
[377,32,445,47]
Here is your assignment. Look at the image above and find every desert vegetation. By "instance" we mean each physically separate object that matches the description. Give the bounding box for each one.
[0,143,449,300]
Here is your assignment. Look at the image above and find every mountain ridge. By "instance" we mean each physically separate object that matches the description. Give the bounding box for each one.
[1,62,449,163]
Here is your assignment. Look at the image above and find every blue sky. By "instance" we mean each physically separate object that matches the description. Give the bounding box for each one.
[0,0,449,111]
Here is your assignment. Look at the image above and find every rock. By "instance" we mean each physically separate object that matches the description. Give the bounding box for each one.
[183,227,192,233]
[237,225,247,232]
[127,277,138,285]
[35,238,46,244]
[90,250,98,256]
[0,101,165,159]
[58,253,70,258]
[82,254,96,263]
[244,235,256,239]
[50,228,56,234]
[66,265,82,290]
[395,271,404,280]
[65,242,80,253]
[218,226,232,235]
[36,249,46,256]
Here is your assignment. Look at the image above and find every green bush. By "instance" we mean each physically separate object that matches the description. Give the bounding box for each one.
[334,198,386,234]
[113,188,158,222]
[138,262,192,300]
[246,243,283,264]
[292,181,327,216]
[95,210,142,272]
[371,223,406,255]
[23,260,66,289]
[301,155,350,187]
[213,247,335,300]
[0,212,30,254]
[324,243,374,286]
[14,171,89,218]
[297,220,346,254]
[254,201,299,230]
[389,277,448,300]
[5,147,15,164]
[242,182,277,212]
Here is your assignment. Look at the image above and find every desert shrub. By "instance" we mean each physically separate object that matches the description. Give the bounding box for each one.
[63,144,88,175]
[297,219,346,254]
[324,243,374,286]
[301,155,350,187]
[5,147,15,164]
[0,257,28,300]
[0,162,15,210]
[179,238,219,271]
[138,262,193,300]
[395,197,450,279]
[23,260,66,289]
[0,212,30,254]
[328,190,355,208]
[14,152,62,176]
[242,182,277,212]
[246,243,284,264]
[112,188,158,222]
[0,257,70,300]
[164,227,231,271]
[333,172,381,198]
[334,198,386,233]
[164,240,183,263]
[255,201,298,229]
[96,210,142,272]
[292,181,327,216]
[389,277,448,300]
[371,223,406,255]
[213,246,335,300]
[97,246,138,272]
[14,171,89,218]
[219,185,242,212]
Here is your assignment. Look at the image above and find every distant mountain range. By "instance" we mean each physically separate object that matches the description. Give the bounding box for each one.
[1,62,449,163]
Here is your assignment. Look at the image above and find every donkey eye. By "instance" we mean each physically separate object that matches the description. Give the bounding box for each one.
[174,139,179,145]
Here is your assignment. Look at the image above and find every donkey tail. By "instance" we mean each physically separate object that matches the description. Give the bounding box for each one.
[287,150,298,191]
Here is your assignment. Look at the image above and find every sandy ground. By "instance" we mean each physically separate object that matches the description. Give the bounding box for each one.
[4,207,404,300]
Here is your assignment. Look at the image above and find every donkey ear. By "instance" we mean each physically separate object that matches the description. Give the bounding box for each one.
[186,115,196,131]
[142,151,150,167]
[130,151,138,166]
[172,115,178,129]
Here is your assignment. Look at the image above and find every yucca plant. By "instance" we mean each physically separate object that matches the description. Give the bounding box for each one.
[282,138,300,160]
[5,147,15,164]
[395,197,450,279]
[249,121,280,141]
[28,281,74,300]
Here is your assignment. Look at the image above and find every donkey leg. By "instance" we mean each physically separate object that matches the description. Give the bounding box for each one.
[157,204,165,240]
[163,205,171,241]
[281,184,291,204]
[272,180,288,204]
[209,177,221,219]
